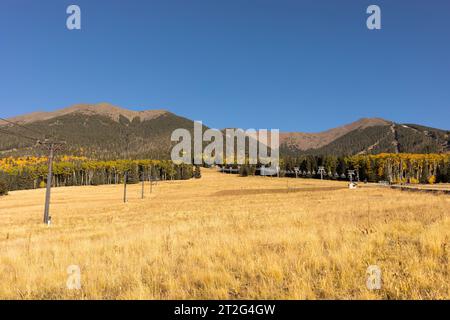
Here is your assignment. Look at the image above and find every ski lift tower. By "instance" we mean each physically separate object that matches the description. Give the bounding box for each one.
[347,170,357,189]
[347,170,356,183]
[317,166,326,180]
[294,167,300,178]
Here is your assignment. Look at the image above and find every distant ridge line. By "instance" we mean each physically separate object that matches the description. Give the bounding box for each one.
[6,103,169,124]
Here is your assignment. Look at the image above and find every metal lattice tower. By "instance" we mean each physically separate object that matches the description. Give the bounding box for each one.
[347,170,356,183]
[317,166,326,180]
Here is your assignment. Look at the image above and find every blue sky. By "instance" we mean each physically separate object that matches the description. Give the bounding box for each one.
[0,0,449,132]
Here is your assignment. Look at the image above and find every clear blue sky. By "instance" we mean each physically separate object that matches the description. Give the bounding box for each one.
[1,0,449,132]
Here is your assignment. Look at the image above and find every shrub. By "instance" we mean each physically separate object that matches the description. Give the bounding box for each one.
[409,177,419,184]
[0,180,8,196]
[194,166,201,179]
[393,178,407,185]
[428,175,436,184]
[240,165,250,177]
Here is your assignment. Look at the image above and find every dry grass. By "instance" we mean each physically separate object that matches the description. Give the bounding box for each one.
[0,169,449,300]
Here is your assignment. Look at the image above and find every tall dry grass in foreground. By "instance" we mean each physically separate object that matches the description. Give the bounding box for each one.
[0,169,449,299]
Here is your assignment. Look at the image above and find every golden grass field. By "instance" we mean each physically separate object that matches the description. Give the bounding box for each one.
[0,168,449,300]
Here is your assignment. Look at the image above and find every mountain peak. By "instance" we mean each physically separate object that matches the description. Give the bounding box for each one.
[7,103,169,124]
[350,117,392,128]
[280,117,392,151]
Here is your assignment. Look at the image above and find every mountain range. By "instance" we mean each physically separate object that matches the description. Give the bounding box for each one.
[0,103,448,159]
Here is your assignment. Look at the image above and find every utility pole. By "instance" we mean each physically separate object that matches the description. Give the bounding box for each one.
[148,165,153,194]
[149,174,153,194]
[0,120,61,225]
[38,140,66,225]
[44,144,54,224]
[121,128,131,203]
[141,171,145,199]
[123,171,128,203]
